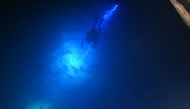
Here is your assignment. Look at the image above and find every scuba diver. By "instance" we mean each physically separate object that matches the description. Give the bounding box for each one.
[81,17,105,48]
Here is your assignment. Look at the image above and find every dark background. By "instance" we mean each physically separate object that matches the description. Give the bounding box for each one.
[1,0,190,109]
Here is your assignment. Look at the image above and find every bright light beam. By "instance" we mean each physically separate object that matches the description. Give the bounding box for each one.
[51,4,119,82]
[103,4,119,20]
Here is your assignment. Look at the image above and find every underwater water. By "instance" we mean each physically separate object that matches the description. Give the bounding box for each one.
[21,4,119,109]
[2,1,190,109]
[49,4,118,84]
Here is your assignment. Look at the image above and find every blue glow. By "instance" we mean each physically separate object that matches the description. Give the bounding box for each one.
[103,4,119,20]
[26,101,51,109]
[51,34,96,83]
[50,4,119,83]
[62,40,93,77]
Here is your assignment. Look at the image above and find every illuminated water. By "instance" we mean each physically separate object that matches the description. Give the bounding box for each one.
[37,4,119,108]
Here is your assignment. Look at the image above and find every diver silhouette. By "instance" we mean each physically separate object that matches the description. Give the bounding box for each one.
[81,17,105,48]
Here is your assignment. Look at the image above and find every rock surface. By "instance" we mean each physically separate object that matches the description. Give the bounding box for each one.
[171,0,190,28]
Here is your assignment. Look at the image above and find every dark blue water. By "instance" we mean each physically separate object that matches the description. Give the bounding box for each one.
[1,0,190,109]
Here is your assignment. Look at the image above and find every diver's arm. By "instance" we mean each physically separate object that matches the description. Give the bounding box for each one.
[170,0,190,27]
